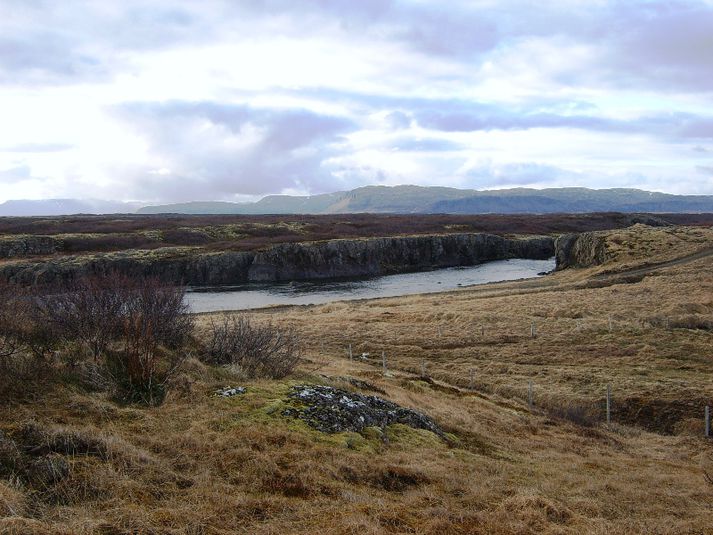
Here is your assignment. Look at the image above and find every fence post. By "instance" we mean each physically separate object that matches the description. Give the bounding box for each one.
[528,380,533,409]
[531,321,536,338]
[421,360,427,378]
[469,368,475,390]
[348,344,352,361]
[608,316,613,332]
[606,384,611,425]
[706,405,711,438]
[382,351,387,374]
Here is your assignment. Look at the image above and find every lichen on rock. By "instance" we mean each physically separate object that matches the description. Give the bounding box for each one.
[282,385,444,438]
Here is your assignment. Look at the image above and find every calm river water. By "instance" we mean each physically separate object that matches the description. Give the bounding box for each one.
[186,257,555,313]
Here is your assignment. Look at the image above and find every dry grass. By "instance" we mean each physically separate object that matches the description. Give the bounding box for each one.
[1,224,713,533]
[263,225,713,433]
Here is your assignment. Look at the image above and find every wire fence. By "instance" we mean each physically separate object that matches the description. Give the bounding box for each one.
[322,315,713,437]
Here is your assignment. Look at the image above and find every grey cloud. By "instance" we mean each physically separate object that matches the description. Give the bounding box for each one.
[392,5,499,58]
[252,1,713,92]
[0,33,105,84]
[679,119,713,139]
[0,165,32,183]
[3,0,713,94]
[697,166,713,176]
[460,161,656,192]
[0,1,213,85]
[601,2,713,92]
[464,162,580,188]
[112,101,356,200]
[412,101,713,140]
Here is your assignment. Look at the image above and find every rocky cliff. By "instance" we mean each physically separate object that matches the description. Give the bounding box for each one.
[0,233,555,286]
[554,232,609,270]
[247,234,554,282]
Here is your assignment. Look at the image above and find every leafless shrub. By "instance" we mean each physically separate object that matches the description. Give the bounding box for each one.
[202,315,300,379]
[43,274,127,360]
[0,275,193,404]
[42,273,192,361]
[104,277,192,404]
[0,282,18,363]
[126,277,194,350]
[0,283,64,362]
[0,283,58,397]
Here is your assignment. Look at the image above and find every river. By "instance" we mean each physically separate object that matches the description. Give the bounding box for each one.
[186,257,555,313]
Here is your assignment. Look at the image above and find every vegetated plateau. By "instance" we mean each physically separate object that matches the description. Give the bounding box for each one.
[0,213,712,534]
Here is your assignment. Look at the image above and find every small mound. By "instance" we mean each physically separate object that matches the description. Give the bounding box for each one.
[283,385,444,437]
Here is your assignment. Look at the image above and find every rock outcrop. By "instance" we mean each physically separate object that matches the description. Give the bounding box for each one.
[247,233,554,282]
[554,232,609,270]
[282,385,444,437]
[0,233,555,286]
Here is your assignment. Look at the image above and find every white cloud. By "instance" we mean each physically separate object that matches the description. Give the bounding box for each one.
[1,0,713,202]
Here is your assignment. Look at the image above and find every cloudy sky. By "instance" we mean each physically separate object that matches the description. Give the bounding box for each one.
[1,0,713,203]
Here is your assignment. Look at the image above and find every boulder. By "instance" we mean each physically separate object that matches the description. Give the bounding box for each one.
[282,385,444,437]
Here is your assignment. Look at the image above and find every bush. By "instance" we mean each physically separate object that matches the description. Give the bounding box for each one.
[42,274,128,361]
[103,277,192,404]
[202,315,300,379]
[0,283,57,397]
[0,282,18,363]
[0,283,64,361]
[0,275,193,404]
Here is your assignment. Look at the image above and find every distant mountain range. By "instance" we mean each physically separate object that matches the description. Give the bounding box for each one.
[2,186,713,216]
[0,199,142,217]
[138,186,713,215]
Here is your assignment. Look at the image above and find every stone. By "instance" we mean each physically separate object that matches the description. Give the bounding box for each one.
[214,386,246,397]
[282,384,444,438]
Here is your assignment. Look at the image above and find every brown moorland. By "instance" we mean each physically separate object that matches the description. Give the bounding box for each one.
[1,212,712,258]
[1,224,712,533]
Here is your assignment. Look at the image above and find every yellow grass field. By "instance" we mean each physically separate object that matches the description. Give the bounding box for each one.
[2,224,713,534]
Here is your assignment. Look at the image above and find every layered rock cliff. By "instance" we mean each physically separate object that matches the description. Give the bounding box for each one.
[0,233,554,286]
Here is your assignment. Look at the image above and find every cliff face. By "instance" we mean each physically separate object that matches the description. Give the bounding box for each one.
[0,233,555,286]
[554,232,609,270]
[248,234,554,282]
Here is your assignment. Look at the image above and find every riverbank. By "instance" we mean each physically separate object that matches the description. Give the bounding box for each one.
[186,257,555,312]
[0,233,554,286]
